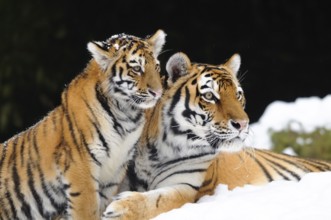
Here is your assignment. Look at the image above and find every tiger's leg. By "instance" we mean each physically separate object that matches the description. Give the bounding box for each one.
[63,164,100,219]
[102,185,197,220]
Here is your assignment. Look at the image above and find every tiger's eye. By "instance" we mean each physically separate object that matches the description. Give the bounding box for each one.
[132,66,142,72]
[204,92,214,100]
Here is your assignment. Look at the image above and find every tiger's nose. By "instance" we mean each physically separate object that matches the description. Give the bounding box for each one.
[148,89,163,98]
[229,119,249,131]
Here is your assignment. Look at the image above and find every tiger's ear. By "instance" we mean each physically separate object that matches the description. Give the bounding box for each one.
[87,41,119,70]
[223,53,241,76]
[147,29,166,57]
[166,52,191,86]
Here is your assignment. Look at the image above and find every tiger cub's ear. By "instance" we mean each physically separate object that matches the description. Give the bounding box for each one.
[87,41,120,71]
[223,53,241,76]
[147,29,166,57]
[166,52,191,86]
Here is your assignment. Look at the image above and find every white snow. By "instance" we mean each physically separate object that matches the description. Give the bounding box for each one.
[152,95,331,220]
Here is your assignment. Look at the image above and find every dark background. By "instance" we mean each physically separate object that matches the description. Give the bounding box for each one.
[1,0,330,142]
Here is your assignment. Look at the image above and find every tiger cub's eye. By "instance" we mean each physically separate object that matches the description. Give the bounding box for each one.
[236,89,243,100]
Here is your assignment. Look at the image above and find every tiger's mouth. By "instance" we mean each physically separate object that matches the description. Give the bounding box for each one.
[206,131,248,151]
[131,94,160,109]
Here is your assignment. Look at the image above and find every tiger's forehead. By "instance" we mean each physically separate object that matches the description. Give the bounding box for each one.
[105,34,151,53]
[194,64,236,92]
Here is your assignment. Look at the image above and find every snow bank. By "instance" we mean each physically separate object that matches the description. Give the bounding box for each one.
[153,172,331,220]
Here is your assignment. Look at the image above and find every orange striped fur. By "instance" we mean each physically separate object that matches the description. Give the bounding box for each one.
[0,30,166,220]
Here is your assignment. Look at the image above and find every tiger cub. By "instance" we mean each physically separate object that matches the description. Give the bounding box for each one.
[0,30,166,220]
[102,52,249,220]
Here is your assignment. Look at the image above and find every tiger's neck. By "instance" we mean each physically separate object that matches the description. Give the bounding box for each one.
[137,100,211,166]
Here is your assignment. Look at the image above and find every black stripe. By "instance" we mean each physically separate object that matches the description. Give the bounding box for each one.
[1,202,11,220]
[267,164,290,180]
[37,164,65,213]
[263,157,301,181]
[245,151,273,182]
[51,111,57,131]
[80,130,102,166]
[4,179,18,219]
[95,84,124,136]
[94,123,110,156]
[200,162,217,188]
[157,152,214,169]
[69,192,81,197]
[200,85,209,90]
[32,129,40,158]
[129,110,143,124]
[12,166,32,219]
[113,87,128,97]
[151,155,214,189]
[43,117,48,137]
[126,161,148,191]
[259,150,314,172]
[0,142,8,174]
[116,80,135,87]
[170,118,191,136]
[203,159,218,193]
[111,65,117,79]
[147,142,158,161]
[154,169,207,188]
[178,182,200,191]
[63,91,82,155]
[182,87,205,123]
[297,158,331,171]
[19,137,25,167]
[168,84,183,113]
[9,137,21,219]
[27,163,45,218]
[93,175,119,190]
[99,192,108,200]
[82,98,111,157]
[118,66,124,81]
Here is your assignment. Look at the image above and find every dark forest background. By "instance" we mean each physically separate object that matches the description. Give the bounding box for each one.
[1,0,330,142]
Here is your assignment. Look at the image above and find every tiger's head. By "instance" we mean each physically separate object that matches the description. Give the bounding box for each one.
[87,30,166,109]
[162,52,249,154]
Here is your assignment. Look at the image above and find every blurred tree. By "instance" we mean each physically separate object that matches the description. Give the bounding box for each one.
[0,0,87,141]
[271,126,331,161]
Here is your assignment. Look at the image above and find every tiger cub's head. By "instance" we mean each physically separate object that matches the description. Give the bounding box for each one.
[164,52,249,153]
[87,30,166,109]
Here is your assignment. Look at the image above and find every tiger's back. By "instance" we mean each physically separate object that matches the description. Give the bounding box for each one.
[197,148,331,199]
[0,30,166,220]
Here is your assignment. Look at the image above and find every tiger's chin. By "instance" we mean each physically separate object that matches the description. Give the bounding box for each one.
[135,99,159,109]
[216,137,246,153]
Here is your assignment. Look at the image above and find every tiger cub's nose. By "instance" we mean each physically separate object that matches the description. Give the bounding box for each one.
[148,89,163,98]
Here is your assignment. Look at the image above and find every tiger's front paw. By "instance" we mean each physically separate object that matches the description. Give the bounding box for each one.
[102,191,147,220]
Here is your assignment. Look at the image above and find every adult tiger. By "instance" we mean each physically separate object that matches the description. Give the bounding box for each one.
[103,52,331,220]
[102,52,249,220]
[0,30,166,220]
